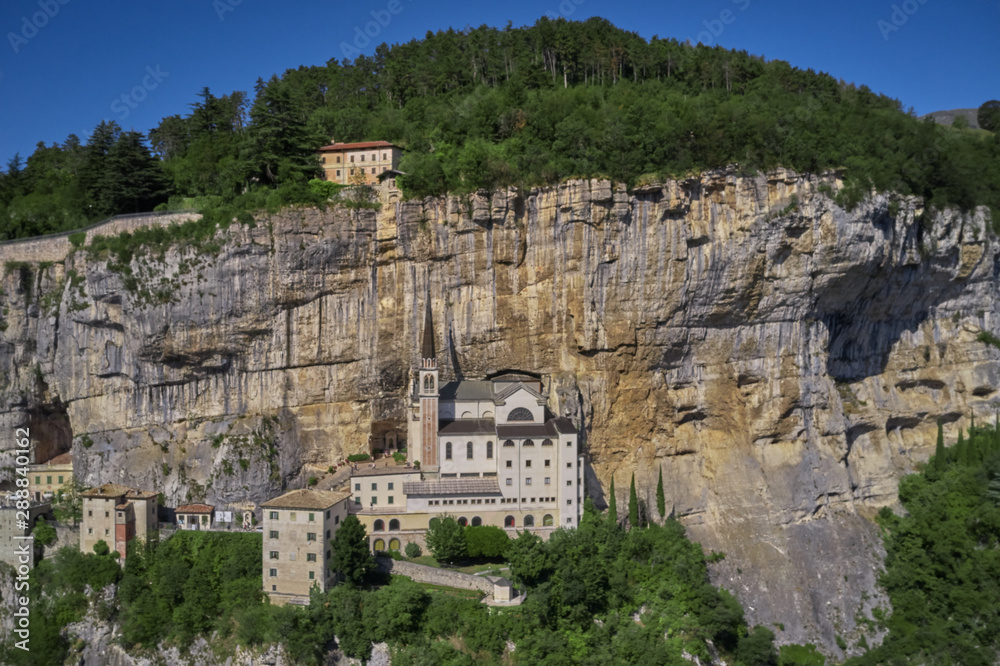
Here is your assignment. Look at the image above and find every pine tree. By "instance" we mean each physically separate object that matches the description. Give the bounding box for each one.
[608,476,617,524]
[628,473,639,529]
[656,465,666,521]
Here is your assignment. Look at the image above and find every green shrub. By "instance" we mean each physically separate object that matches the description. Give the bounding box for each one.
[347,453,371,463]
[404,542,421,558]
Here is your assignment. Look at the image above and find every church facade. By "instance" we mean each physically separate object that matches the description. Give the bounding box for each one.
[350,303,583,550]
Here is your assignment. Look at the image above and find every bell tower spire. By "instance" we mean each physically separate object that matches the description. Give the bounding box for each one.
[415,297,439,470]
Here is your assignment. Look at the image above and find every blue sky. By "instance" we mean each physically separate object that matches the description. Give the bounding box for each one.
[0,0,997,164]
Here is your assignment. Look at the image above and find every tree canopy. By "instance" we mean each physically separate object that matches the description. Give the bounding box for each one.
[2,17,999,242]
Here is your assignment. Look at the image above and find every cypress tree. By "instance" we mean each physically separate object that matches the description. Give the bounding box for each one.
[628,473,639,529]
[934,420,946,470]
[956,432,969,467]
[608,476,617,524]
[656,465,666,521]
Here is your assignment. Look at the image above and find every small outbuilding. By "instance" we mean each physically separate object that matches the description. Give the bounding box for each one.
[176,504,215,531]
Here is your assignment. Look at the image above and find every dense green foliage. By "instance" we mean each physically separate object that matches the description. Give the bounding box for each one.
[979,100,1000,133]
[464,525,510,559]
[2,18,998,243]
[848,420,1000,665]
[9,501,798,665]
[657,465,666,519]
[0,547,122,665]
[426,515,468,563]
[116,531,263,648]
[330,514,375,586]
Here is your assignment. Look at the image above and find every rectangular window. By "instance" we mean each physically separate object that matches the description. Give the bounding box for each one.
[335,515,340,524]
[309,571,315,580]
[309,513,315,522]
[350,155,354,162]
[269,551,279,560]
[354,497,360,505]
[371,483,377,491]
[88,510,92,517]
[307,553,317,562]
[567,463,572,468]
[544,477,551,485]
[35,476,40,484]
[325,510,330,519]
[269,568,277,577]
[544,460,550,467]
[105,511,109,518]
[88,527,93,534]
[567,500,572,505]
[506,478,513,486]
[382,152,387,160]
[525,478,532,485]
[567,480,572,486]
[371,167,376,174]
[270,530,279,539]
[105,529,109,536]
[355,483,360,491]
[371,153,376,161]
[388,496,394,505]
[567,441,572,446]
[372,497,377,505]
[525,460,532,468]
[307,533,317,541]
[327,550,331,559]
[336,169,340,176]
[269,511,279,520]
[388,482,394,490]
[361,154,365,161]
[336,156,341,163]
[326,530,331,539]
[506,460,512,468]
[58,475,64,483]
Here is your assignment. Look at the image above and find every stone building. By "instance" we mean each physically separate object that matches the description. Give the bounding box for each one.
[316,140,402,185]
[352,302,584,550]
[260,489,351,605]
[0,500,51,570]
[80,484,158,558]
[27,452,73,502]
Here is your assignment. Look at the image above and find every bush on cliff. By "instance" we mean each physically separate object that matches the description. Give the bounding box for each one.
[847,419,1000,664]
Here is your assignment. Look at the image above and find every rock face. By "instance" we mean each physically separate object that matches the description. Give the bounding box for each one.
[1,169,997,655]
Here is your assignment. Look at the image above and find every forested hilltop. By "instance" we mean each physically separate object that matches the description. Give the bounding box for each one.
[1,16,998,240]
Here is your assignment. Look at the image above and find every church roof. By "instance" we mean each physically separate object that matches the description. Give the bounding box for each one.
[493,381,546,403]
[439,380,493,401]
[421,300,435,360]
[497,423,558,438]
[439,419,496,435]
[403,478,501,496]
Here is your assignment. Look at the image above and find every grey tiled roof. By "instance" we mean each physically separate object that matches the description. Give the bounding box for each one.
[439,380,494,401]
[402,479,501,496]
[497,422,558,438]
[439,419,497,435]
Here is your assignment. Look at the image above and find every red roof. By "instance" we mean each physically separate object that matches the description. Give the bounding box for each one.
[318,140,398,152]
[176,504,215,514]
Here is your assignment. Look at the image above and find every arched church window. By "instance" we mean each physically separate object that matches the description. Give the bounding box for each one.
[445,442,452,460]
[467,442,473,459]
[508,407,533,421]
[423,374,435,392]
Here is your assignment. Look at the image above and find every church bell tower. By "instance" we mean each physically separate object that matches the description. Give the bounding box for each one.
[417,299,439,470]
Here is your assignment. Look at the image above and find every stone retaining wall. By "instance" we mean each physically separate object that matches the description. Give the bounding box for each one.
[0,211,201,265]
[375,556,495,594]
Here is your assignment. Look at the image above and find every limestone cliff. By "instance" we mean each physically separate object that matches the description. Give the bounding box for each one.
[1,169,997,656]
